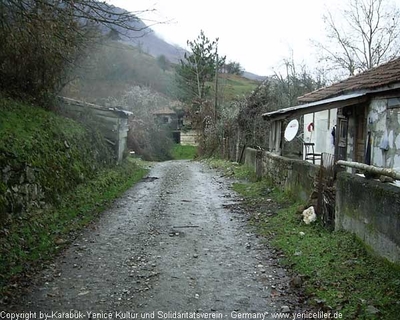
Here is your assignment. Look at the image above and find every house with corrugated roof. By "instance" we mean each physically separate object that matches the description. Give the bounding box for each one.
[58,97,132,163]
[152,107,181,143]
[152,107,198,146]
[263,57,400,170]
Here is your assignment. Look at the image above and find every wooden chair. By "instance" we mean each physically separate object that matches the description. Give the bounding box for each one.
[304,143,322,164]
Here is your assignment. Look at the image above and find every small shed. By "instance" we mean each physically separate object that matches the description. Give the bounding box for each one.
[263,57,400,170]
[58,97,132,163]
[152,107,178,125]
[152,107,182,143]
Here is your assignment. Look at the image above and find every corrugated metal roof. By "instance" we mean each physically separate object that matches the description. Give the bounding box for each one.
[262,92,367,120]
[152,107,176,115]
[58,96,133,118]
[298,57,400,103]
[108,107,133,117]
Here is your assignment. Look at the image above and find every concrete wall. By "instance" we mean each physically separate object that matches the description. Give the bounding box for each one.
[244,148,258,168]
[244,148,318,202]
[336,172,400,263]
[181,130,198,146]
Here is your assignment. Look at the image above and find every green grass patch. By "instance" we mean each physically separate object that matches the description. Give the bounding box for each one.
[171,144,198,160]
[205,157,257,181]
[208,159,400,319]
[0,97,115,209]
[0,158,148,291]
[216,74,259,101]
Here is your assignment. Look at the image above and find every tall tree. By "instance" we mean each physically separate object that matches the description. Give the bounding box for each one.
[315,0,400,76]
[175,30,225,105]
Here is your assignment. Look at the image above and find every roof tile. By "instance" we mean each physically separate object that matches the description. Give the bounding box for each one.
[298,57,400,103]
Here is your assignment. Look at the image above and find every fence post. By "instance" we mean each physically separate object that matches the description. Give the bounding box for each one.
[256,150,263,181]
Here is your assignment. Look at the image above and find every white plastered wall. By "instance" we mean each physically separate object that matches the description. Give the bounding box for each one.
[367,99,400,170]
[303,108,337,157]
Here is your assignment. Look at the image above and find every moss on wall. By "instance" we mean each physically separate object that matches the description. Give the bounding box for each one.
[336,172,400,263]
[244,148,318,202]
[0,98,115,222]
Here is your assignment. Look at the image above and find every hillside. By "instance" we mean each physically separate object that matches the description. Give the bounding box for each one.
[242,71,268,82]
[217,74,259,102]
[104,5,265,81]
[63,40,259,105]
[0,98,113,214]
[62,41,176,104]
[101,5,186,64]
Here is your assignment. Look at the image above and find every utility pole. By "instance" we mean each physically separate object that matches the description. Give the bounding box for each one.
[214,51,218,124]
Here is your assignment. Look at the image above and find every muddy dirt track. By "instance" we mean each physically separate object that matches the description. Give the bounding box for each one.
[3,161,307,319]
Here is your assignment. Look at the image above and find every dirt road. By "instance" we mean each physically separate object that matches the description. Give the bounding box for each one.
[4,161,303,319]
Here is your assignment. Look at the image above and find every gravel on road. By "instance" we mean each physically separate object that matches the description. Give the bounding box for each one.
[3,161,305,319]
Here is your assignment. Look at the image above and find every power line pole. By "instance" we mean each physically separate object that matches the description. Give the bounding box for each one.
[214,51,219,124]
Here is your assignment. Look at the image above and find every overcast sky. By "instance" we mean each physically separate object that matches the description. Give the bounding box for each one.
[107,0,346,76]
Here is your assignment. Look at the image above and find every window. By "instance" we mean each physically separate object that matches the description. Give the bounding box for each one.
[388,98,400,109]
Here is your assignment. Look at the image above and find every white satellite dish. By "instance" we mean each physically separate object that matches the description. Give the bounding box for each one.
[284,119,299,142]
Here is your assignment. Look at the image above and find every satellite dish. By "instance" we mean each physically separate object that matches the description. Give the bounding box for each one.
[284,119,299,142]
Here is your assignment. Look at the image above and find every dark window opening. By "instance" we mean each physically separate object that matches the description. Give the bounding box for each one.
[388,98,400,109]
[172,132,180,143]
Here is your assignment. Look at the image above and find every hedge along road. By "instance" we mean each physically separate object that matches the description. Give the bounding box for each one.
[4,161,304,319]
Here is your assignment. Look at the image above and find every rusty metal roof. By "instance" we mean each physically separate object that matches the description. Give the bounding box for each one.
[298,57,400,103]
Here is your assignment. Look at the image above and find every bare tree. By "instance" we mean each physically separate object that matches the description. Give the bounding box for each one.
[272,52,326,108]
[2,0,150,33]
[315,0,400,76]
[0,0,152,105]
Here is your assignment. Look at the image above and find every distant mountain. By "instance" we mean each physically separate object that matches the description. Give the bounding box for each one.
[125,31,186,64]
[103,6,186,63]
[105,5,266,80]
[242,71,268,82]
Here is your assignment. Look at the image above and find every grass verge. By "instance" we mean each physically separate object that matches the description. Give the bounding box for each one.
[0,158,148,291]
[210,159,400,319]
[204,157,257,181]
[171,144,198,160]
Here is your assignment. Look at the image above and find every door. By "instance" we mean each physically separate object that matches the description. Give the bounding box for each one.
[335,115,348,162]
[354,107,367,163]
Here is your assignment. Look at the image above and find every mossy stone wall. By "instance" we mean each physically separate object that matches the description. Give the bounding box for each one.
[244,147,400,263]
[336,172,400,263]
[244,148,318,201]
[0,98,114,223]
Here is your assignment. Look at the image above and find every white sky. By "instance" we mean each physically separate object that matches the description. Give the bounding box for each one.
[107,0,346,76]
